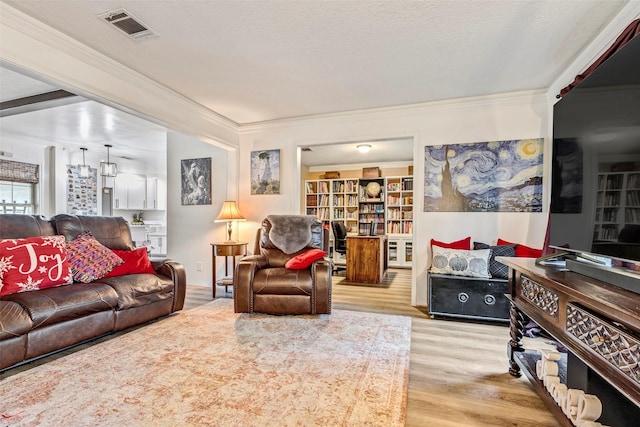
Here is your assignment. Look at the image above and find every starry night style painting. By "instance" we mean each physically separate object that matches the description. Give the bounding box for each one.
[424,139,544,212]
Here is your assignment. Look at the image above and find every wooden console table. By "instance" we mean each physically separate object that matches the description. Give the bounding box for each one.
[346,235,388,284]
[211,241,247,298]
[498,257,640,426]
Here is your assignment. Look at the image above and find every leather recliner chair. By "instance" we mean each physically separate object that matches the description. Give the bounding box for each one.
[234,215,332,315]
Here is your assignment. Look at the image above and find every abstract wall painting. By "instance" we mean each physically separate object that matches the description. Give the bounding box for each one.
[251,149,280,195]
[424,139,544,212]
[181,157,211,205]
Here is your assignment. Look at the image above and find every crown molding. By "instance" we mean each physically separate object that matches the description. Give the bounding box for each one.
[0,3,240,148]
[238,90,548,132]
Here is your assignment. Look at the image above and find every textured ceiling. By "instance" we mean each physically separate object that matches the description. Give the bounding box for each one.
[0,1,632,167]
[3,0,629,125]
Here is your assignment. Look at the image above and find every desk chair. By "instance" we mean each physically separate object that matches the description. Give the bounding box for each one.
[331,221,347,275]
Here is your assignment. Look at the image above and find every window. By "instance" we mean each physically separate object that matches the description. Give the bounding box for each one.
[0,181,36,214]
[0,159,39,214]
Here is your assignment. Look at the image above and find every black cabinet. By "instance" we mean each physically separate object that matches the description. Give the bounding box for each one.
[428,273,510,322]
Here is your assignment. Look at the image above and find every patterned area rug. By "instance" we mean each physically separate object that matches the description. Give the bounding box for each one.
[2,299,410,426]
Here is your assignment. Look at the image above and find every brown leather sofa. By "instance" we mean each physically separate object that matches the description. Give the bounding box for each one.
[234,215,332,315]
[0,214,186,371]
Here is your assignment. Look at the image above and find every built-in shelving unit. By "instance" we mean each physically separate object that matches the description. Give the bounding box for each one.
[304,179,331,227]
[357,178,385,236]
[304,174,414,268]
[385,176,413,235]
[593,171,640,242]
[331,179,359,233]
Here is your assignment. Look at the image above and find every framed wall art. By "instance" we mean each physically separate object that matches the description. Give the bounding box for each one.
[424,138,544,212]
[181,157,211,205]
[251,149,280,195]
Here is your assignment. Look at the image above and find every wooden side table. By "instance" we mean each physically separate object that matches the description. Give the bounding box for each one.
[211,241,248,298]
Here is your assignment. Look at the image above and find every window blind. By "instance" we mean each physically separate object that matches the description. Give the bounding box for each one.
[0,159,39,184]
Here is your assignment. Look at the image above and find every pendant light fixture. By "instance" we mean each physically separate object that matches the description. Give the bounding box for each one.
[78,147,90,178]
[100,144,117,177]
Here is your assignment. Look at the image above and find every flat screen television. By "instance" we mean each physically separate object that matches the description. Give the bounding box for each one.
[549,34,640,292]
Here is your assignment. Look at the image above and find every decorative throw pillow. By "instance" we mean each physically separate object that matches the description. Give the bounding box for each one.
[473,242,516,279]
[285,249,327,269]
[66,231,124,283]
[497,239,543,258]
[102,247,156,278]
[430,236,471,250]
[0,235,73,296]
[430,247,491,278]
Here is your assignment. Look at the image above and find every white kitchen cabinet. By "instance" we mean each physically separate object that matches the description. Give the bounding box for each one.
[126,174,147,210]
[115,174,165,210]
[114,180,128,210]
[146,177,158,210]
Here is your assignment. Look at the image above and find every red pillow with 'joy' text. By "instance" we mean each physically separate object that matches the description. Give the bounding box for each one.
[0,235,73,296]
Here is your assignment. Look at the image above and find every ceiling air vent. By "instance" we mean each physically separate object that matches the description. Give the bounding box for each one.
[98,8,157,40]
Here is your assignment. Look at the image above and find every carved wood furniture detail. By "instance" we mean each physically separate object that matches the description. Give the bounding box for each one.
[520,276,559,319]
[566,303,640,386]
[498,257,640,426]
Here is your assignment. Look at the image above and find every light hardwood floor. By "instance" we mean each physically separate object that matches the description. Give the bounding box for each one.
[194,268,561,427]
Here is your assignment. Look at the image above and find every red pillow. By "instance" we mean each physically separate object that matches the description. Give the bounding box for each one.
[285,249,327,269]
[0,235,73,296]
[497,239,543,258]
[430,236,471,250]
[103,247,156,278]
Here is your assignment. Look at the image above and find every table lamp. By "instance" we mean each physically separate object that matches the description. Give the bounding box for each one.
[215,201,246,242]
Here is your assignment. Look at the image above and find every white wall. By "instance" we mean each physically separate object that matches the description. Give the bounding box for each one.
[238,92,550,306]
[166,131,234,286]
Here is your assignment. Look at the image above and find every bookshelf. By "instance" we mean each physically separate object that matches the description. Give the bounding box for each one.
[304,174,414,268]
[304,179,331,227]
[593,171,640,242]
[385,176,413,235]
[358,178,385,235]
[331,179,359,233]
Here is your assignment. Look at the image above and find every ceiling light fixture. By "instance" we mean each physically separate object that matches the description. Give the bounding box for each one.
[78,147,90,178]
[357,144,372,153]
[100,144,118,177]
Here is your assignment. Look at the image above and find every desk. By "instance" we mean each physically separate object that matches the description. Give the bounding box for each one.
[346,235,388,283]
[211,242,248,298]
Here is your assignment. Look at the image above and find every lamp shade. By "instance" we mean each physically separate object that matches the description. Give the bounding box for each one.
[215,201,246,221]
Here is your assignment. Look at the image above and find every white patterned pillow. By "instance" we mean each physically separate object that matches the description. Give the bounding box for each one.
[430,247,492,278]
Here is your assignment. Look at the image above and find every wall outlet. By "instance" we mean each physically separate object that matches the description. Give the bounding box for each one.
[196,261,203,271]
